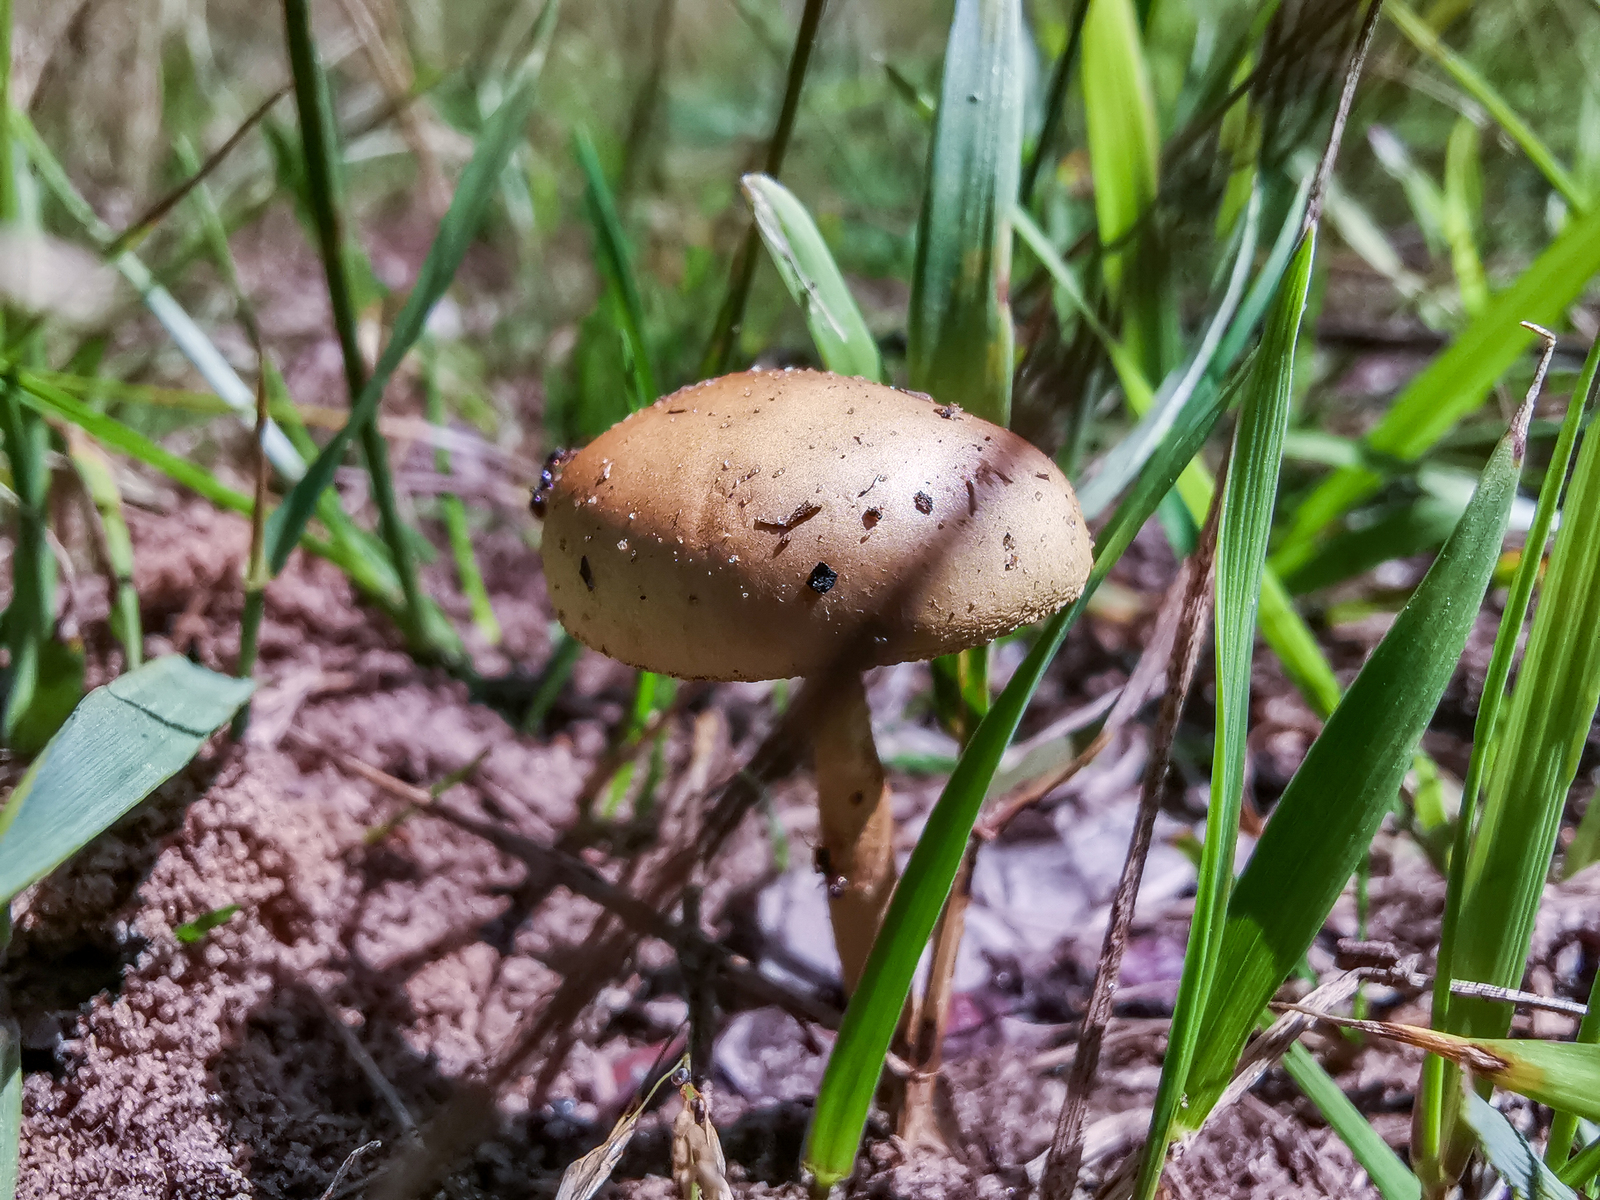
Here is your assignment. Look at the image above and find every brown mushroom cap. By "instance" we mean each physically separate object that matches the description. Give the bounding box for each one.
[540,369,1093,682]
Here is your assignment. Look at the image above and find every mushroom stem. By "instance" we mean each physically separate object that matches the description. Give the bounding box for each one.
[811,671,897,995]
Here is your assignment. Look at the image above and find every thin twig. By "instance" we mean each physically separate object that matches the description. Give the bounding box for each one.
[105,84,292,257]
[317,1139,381,1200]
[314,991,421,1141]
[1042,451,1227,1200]
[1303,0,1386,236]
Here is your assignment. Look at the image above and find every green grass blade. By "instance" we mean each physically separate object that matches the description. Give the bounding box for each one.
[699,0,828,376]
[423,348,500,645]
[802,306,1237,1191]
[1461,1086,1578,1200]
[10,112,308,482]
[12,371,403,610]
[1418,329,1583,1171]
[1080,0,1169,378]
[906,0,1025,426]
[1273,195,1600,576]
[1282,1042,1421,1200]
[1387,0,1586,213]
[0,1018,15,1200]
[1136,231,1316,1200]
[742,173,882,381]
[1443,117,1488,319]
[1550,960,1600,1174]
[265,0,558,577]
[1065,184,1262,518]
[281,0,437,650]
[575,128,658,410]
[0,656,253,902]
[65,432,142,668]
[1448,353,1600,1044]
[1178,411,1524,1129]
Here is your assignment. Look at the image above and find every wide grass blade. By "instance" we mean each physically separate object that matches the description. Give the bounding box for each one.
[575,128,658,410]
[264,0,558,578]
[1176,403,1526,1132]
[1417,326,1580,1173]
[742,174,881,381]
[1462,1086,1578,1200]
[0,656,253,902]
[1273,203,1600,574]
[906,0,1024,426]
[802,297,1239,1191]
[1449,363,1600,1041]
[1136,226,1316,1199]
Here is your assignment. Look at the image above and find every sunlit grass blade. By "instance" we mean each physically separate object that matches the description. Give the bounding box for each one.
[12,371,405,615]
[1081,0,1172,380]
[699,0,828,376]
[1417,327,1581,1178]
[742,173,881,381]
[423,344,500,645]
[1443,117,1488,319]
[1135,229,1316,1200]
[575,128,658,410]
[906,0,1024,426]
[0,1016,15,1200]
[1462,1086,1578,1200]
[1551,968,1600,1175]
[0,656,253,901]
[1387,0,1587,212]
[64,429,142,668]
[10,112,307,482]
[1423,336,1600,1179]
[802,300,1239,1191]
[264,0,558,588]
[1177,401,1526,1133]
[1273,197,1600,576]
[1282,1042,1421,1200]
[281,0,436,651]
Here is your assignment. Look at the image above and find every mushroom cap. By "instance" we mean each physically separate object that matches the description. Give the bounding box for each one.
[540,369,1093,682]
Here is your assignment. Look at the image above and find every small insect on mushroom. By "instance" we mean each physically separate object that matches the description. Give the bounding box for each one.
[529,448,578,518]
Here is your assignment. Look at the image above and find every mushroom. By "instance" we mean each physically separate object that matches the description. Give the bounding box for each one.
[539,368,1092,992]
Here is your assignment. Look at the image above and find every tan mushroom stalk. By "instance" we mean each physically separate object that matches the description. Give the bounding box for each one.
[539,369,1092,993]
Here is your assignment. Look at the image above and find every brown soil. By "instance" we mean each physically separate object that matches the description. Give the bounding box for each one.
[10,495,1599,1200]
